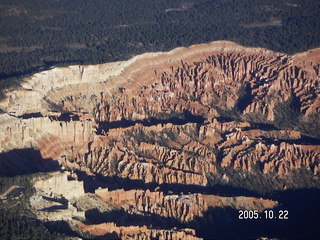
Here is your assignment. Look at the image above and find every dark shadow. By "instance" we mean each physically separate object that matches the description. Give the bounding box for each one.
[248,122,278,131]
[42,195,68,205]
[260,135,320,145]
[194,188,320,240]
[235,84,254,112]
[160,182,260,197]
[94,232,119,240]
[85,208,184,229]
[215,116,234,122]
[0,148,60,177]
[76,164,320,197]
[75,170,259,197]
[57,112,80,121]
[75,170,320,239]
[4,187,25,198]
[19,112,43,119]
[0,59,83,84]
[44,220,82,238]
[76,170,155,193]
[96,110,205,134]
[41,205,68,212]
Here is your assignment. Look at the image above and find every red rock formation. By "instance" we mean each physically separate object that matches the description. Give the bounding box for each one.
[84,43,320,123]
[1,41,319,240]
[76,221,202,240]
[0,41,319,187]
[74,186,276,240]
[53,120,320,186]
[94,188,277,222]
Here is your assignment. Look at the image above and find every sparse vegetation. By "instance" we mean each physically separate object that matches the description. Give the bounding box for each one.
[45,98,66,113]
[273,97,320,139]
[214,105,242,122]
[124,127,156,145]
[109,155,119,175]
[235,84,253,113]
[274,96,300,130]
[207,164,320,195]
[302,113,320,139]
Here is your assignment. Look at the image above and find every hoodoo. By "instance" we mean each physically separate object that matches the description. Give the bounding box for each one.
[1,41,320,239]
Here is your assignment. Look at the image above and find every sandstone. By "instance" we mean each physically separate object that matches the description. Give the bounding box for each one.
[95,188,277,222]
[33,171,85,199]
[76,221,202,240]
[30,172,86,221]
[1,40,319,239]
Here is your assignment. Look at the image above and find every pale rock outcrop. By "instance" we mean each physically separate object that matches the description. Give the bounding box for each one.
[0,113,95,153]
[30,172,86,221]
[33,171,85,199]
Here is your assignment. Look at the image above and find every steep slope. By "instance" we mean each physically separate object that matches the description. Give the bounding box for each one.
[0,41,320,239]
[1,41,319,188]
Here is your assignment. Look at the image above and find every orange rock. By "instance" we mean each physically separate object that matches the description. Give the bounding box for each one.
[0,41,319,186]
[76,221,202,240]
[94,188,277,222]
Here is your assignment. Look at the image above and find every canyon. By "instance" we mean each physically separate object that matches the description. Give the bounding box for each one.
[0,41,320,239]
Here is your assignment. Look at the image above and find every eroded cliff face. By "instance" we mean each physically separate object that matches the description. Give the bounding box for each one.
[27,172,277,240]
[58,121,320,187]
[1,41,319,120]
[0,41,320,239]
[76,221,202,240]
[95,188,276,223]
[1,41,319,186]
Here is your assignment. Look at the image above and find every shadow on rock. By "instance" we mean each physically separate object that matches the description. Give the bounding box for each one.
[0,148,60,177]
